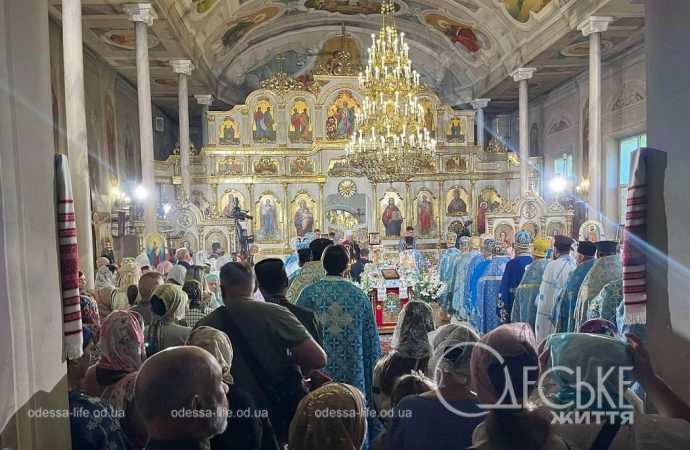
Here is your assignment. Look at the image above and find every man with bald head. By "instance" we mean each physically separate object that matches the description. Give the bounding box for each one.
[136,346,228,449]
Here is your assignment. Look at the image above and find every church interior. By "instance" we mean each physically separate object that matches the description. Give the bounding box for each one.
[2,0,690,448]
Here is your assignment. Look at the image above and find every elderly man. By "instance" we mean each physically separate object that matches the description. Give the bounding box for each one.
[535,235,576,343]
[574,240,622,330]
[175,247,193,270]
[554,240,597,333]
[135,346,229,450]
[498,231,533,324]
[511,238,552,329]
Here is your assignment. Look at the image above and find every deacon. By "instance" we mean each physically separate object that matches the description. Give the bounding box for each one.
[554,240,597,333]
[535,235,576,343]
[573,240,622,330]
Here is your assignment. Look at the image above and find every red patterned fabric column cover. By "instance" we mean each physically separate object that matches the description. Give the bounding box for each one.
[56,154,83,359]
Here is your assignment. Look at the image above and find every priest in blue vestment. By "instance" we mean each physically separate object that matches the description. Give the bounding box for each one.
[498,231,533,324]
[554,240,597,333]
[451,236,481,320]
[510,238,551,329]
[438,232,462,313]
[477,242,511,333]
[466,238,494,330]
[295,244,382,443]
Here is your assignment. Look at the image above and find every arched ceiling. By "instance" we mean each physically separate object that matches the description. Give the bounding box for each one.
[49,0,644,114]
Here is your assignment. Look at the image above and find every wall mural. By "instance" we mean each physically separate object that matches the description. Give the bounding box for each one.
[304,0,400,15]
[446,186,469,217]
[291,192,317,237]
[424,14,480,53]
[380,191,405,238]
[326,91,359,140]
[255,192,282,242]
[414,190,436,238]
[96,29,162,51]
[503,0,552,23]
[193,0,219,15]
[222,6,282,49]
[288,99,313,143]
[253,98,276,143]
[219,116,241,145]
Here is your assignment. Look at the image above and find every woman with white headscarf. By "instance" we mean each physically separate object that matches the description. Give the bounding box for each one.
[382,324,483,450]
[373,301,435,414]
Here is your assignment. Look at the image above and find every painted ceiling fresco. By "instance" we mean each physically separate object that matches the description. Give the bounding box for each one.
[49,0,644,114]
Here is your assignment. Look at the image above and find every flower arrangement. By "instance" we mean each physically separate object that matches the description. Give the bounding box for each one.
[357,263,381,293]
[412,268,446,304]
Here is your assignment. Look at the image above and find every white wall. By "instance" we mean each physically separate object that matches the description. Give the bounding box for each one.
[530,45,647,235]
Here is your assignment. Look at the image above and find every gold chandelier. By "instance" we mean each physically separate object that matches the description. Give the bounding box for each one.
[346,0,436,183]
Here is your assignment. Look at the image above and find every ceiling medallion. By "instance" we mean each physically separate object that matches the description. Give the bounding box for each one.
[345,0,436,183]
[338,179,357,198]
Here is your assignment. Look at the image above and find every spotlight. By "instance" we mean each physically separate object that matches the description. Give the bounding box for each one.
[549,176,568,193]
[162,203,172,215]
[134,185,148,201]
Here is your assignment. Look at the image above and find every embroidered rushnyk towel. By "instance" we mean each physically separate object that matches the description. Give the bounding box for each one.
[622,148,647,325]
[56,154,83,359]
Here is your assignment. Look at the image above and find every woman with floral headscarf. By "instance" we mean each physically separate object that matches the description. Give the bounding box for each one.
[373,301,435,414]
[145,284,191,355]
[187,326,280,450]
[289,383,367,450]
[83,310,147,447]
[382,324,483,450]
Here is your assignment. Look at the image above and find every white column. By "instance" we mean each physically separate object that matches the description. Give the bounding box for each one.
[125,3,157,235]
[470,98,490,147]
[578,17,613,218]
[511,68,537,196]
[62,0,95,288]
[171,59,194,200]
[195,94,213,147]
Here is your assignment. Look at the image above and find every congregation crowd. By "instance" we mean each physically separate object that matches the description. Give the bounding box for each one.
[66,234,690,450]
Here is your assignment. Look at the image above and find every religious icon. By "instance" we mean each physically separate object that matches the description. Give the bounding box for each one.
[293,194,315,237]
[288,99,312,143]
[289,157,315,175]
[579,220,603,242]
[256,193,281,241]
[145,232,167,267]
[446,187,468,216]
[217,157,242,175]
[425,14,481,53]
[415,191,435,237]
[420,98,435,134]
[253,98,276,143]
[254,156,279,175]
[547,221,565,238]
[477,201,489,235]
[220,189,246,218]
[446,116,466,143]
[104,93,117,175]
[494,224,515,246]
[445,155,467,173]
[204,231,228,255]
[218,116,240,145]
[369,232,381,246]
[327,91,360,140]
[381,193,404,238]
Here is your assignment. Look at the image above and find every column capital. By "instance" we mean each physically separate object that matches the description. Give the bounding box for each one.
[124,3,157,26]
[170,59,194,76]
[470,98,491,110]
[195,94,214,106]
[577,16,614,36]
[511,68,537,82]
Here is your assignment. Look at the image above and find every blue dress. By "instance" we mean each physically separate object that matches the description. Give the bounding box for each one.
[498,255,533,322]
[467,258,490,331]
[295,276,382,442]
[477,256,510,333]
